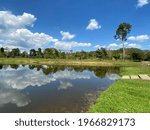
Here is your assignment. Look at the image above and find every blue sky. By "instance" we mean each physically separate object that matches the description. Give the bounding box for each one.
[0,0,150,51]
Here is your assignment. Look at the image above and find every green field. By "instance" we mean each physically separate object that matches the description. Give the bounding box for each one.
[0,58,113,66]
[89,80,150,112]
[89,63,150,113]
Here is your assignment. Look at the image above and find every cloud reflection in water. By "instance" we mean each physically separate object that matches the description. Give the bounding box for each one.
[0,65,91,107]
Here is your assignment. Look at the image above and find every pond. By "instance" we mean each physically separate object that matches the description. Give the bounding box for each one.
[0,65,120,113]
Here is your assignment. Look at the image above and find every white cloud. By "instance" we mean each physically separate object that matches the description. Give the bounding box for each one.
[128,35,149,42]
[0,65,56,90]
[94,45,106,49]
[0,11,36,31]
[0,66,91,107]
[58,81,73,90]
[127,43,141,48]
[0,66,90,91]
[53,70,90,80]
[137,0,149,7]
[107,43,119,50]
[94,42,142,50]
[60,31,75,40]
[86,19,101,30]
[106,73,121,81]
[0,86,30,107]
[54,41,91,50]
[0,11,57,50]
[124,42,129,46]
[94,43,119,50]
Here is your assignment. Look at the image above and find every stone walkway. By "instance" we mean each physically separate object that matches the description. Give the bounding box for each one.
[122,74,150,81]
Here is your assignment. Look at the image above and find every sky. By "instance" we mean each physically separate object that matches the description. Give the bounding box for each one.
[0,0,150,51]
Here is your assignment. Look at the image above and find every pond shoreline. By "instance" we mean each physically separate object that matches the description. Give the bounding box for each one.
[0,58,143,67]
[0,64,119,113]
[1,58,149,113]
[88,63,150,113]
[0,58,113,66]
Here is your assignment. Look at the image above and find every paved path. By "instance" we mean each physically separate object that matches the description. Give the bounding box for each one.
[122,74,150,81]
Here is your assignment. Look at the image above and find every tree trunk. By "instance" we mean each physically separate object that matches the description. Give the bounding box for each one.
[122,41,125,61]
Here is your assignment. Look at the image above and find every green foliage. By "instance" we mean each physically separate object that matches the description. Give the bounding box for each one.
[127,48,144,61]
[96,48,107,60]
[0,47,5,57]
[114,22,132,60]
[59,52,66,59]
[114,22,132,41]
[11,48,20,57]
[37,48,43,58]
[144,51,150,61]
[44,48,59,58]
[30,49,36,57]
[0,47,149,61]
[112,50,121,60]
[21,51,28,58]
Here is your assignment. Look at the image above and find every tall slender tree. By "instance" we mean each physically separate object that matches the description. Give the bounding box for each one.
[114,22,132,61]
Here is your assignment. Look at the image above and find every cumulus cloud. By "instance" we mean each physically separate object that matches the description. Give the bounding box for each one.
[0,11,93,50]
[0,11,57,50]
[60,31,75,40]
[127,43,141,48]
[137,0,149,7]
[54,41,91,50]
[0,65,56,90]
[0,11,36,31]
[128,35,149,42]
[86,19,101,30]
[107,43,119,50]
[1,29,58,49]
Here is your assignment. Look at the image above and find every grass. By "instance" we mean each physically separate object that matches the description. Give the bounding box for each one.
[106,60,142,67]
[121,66,150,75]
[89,62,150,113]
[89,80,150,113]
[0,58,113,66]
[0,58,146,67]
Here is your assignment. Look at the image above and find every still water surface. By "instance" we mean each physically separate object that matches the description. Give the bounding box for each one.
[0,65,120,112]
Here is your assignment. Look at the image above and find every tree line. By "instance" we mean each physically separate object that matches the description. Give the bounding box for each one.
[0,23,149,61]
[0,47,150,61]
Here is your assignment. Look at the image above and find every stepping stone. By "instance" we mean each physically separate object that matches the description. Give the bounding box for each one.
[122,75,130,79]
[139,74,150,80]
[130,75,139,79]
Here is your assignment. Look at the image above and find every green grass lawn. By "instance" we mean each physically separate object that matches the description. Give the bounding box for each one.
[89,62,150,113]
[121,66,150,75]
[89,80,150,113]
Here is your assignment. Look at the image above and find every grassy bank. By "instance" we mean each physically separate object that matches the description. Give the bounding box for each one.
[89,64,150,113]
[89,80,150,112]
[0,58,146,67]
[0,58,114,66]
[121,66,150,75]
